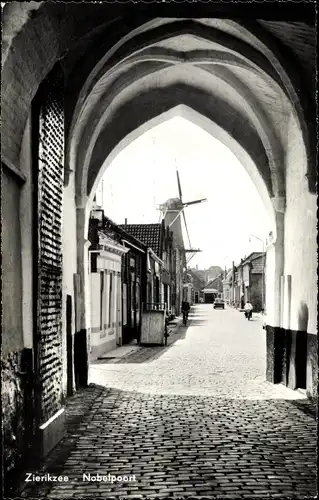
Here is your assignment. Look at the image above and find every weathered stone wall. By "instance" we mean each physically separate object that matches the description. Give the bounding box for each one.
[1,165,26,492]
[284,113,317,335]
[61,174,77,397]
[1,166,23,354]
[265,113,317,397]
[265,113,317,396]
[306,334,318,399]
[2,352,25,493]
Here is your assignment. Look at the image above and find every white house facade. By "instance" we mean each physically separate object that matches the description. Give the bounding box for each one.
[89,232,129,360]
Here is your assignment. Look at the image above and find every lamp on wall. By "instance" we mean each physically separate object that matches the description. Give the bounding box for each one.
[91,208,104,227]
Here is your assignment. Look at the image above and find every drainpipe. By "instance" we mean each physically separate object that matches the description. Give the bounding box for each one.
[232,261,235,305]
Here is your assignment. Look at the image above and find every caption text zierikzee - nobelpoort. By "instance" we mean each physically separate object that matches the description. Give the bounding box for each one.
[25,472,137,483]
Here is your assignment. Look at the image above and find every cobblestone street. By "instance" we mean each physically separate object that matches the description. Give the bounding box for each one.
[90,306,308,400]
[20,306,316,499]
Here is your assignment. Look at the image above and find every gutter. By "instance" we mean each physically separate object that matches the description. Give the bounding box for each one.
[122,239,146,254]
[147,247,164,266]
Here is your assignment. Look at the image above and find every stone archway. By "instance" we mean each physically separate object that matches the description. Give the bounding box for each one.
[2,6,317,483]
[74,101,286,382]
[63,17,316,395]
[66,24,299,380]
[1,7,314,388]
[88,105,276,230]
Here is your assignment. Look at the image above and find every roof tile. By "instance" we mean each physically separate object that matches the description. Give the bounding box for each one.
[118,223,162,257]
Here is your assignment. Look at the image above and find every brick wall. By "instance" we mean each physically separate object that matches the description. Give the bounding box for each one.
[34,66,65,424]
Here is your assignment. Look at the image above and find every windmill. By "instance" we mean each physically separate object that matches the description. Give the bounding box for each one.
[158,168,207,265]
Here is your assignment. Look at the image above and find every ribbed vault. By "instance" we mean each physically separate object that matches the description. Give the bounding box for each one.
[86,104,276,230]
[2,4,316,197]
[67,21,297,220]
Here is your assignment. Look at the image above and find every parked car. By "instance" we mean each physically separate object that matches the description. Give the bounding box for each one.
[213,298,225,309]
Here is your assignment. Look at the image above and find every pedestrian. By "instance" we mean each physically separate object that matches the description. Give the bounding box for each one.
[244,300,253,319]
[181,300,190,325]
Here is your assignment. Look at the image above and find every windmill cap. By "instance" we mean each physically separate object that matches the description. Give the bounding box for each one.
[162,198,183,209]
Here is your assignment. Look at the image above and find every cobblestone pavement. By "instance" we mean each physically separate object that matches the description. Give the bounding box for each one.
[19,306,316,499]
[89,306,306,400]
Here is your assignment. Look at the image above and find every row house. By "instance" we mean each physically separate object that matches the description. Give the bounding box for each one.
[89,211,150,357]
[189,267,223,303]
[187,269,206,303]
[222,270,233,304]
[190,266,223,285]
[182,271,196,305]
[145,247,164,309]
[202,273,225,303]
[119,220,185,318]
[233,264,243,307]
[88,211,187,357]
[232,252,266,311]
[182,283,195,304]
[88,227,130,359]
[120,237,146,345]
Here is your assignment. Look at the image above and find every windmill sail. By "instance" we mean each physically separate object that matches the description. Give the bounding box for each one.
[176,169,183,201]
[157,168,207,254]
[183,198,207,206]
[182,210,191,249]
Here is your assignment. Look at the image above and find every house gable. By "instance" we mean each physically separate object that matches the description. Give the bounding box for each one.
[118,223,162,258]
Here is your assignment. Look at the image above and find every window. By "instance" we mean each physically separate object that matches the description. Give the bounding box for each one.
[100,271,104,330]
[122,284,127,326]
[162,251,167,267]
[109,272,113,327]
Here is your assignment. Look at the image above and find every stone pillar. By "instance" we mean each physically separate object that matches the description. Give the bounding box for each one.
[18,117,37,462]
[266,204,285,384]
[20,116,33,351]
[75,207,89,387]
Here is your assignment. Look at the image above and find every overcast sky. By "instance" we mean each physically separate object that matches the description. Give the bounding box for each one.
[97,117,272,270]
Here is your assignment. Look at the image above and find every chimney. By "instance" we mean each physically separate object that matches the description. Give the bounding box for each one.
[196,264,198,270]
[124,218,127,226]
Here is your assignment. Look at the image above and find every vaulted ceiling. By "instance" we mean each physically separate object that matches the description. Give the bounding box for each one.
[2,2,316,205]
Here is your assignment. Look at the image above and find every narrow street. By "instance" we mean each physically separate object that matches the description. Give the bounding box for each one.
[3,7,317,498]
[90,305,305,399]
[21,305,316,498]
